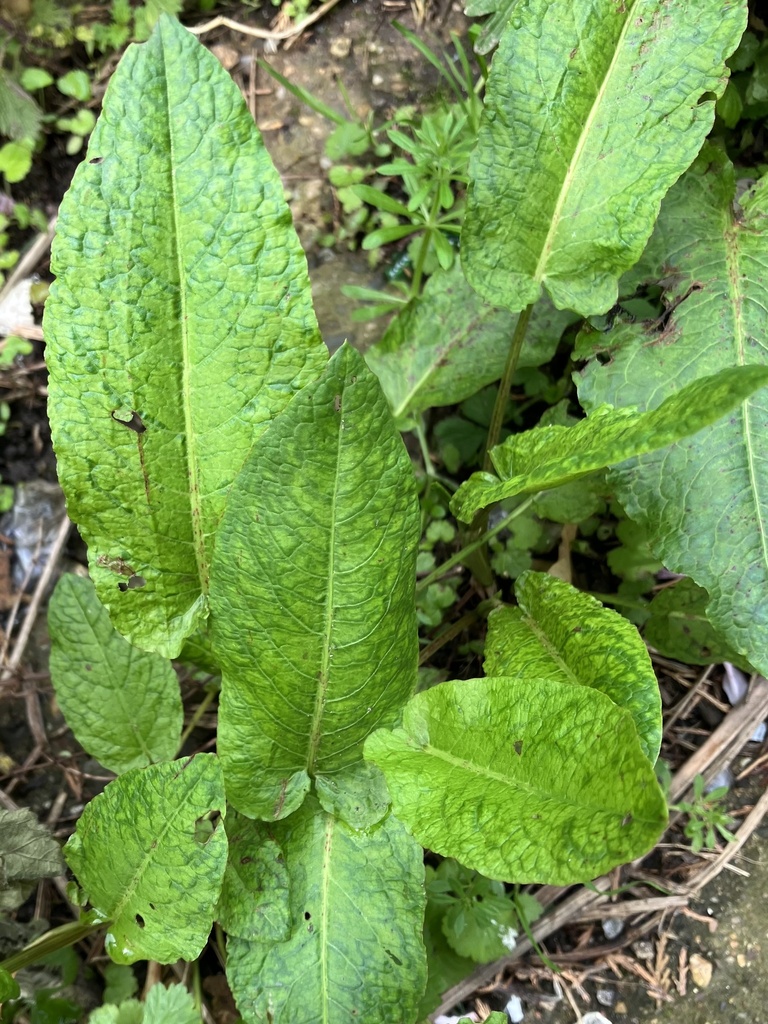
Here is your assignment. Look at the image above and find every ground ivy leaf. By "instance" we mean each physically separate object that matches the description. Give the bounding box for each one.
[577,150,768,677]
[44,15,326,658]
[211,344,420,821]
[644,579,754,672]
[365,260,576,423]
[216,811,290,942]
[225,798,427,1024]
[64,755,226,964]
[485,572,661,763]
[462,0,746,315]
[48,574,182,774]
[365,678,667,885]
[450,366,768,522]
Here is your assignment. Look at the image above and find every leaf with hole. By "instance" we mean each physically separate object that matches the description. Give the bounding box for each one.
[64,755,226,964]
[44,15,326,657]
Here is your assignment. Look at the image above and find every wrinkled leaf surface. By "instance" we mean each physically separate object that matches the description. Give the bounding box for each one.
[486,572,661,762]
[577,151,768,675]
[463,0,746,314]
[366,261,576,423]
[451,366,768,522]
[49,574,181,774]
[44,16,325,657]
[211,344,420,820]
[65,755,226,964]
[226,798,426,1024]
[365,678,667,884]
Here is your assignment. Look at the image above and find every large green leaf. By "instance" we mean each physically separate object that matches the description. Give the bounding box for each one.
[225,798,427,1024]
[486,572,661,762]
[462,0,746,315]
[577,151,768,675]
[211,344,420,821]
[44,15,326,658]
[644,578,753,672]
[48,574,182,774]
[365,678,668,885]
[365,261,576,424]
[64,755,227,964]
[450,365,768,522]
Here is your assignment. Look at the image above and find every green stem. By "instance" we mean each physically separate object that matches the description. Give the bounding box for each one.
[411,193,442,297]
[0,916,106,975]
[483,302,534,470]
[177,688,216,754]
[418,610,479,667]
[416,494,538,592]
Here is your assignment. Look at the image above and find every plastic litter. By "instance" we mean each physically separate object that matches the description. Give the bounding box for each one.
[505,994,524,1021]
[4,481,66,588]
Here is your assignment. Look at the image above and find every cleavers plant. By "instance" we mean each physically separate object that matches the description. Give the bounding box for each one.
[19,2,768,1021]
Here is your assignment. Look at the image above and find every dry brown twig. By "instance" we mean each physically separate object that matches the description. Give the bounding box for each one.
[188,0,344,43]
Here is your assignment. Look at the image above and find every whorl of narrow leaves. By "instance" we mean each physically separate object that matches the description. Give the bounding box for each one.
[462,0,746,314]
[44,15,325,658]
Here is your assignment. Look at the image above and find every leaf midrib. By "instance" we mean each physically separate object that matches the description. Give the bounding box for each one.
[419,741,659,823]
[306,392,344,772]
[159,26,209,592]
[532,0,638,288]
[319,814,334,1024]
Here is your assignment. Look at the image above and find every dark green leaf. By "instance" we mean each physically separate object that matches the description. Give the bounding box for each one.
[225,799,426,1024]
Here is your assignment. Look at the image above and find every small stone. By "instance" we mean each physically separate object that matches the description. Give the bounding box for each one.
[371,72,385,88]
[737,953,747,967]
[330,36,352,58]
[602,917,624,940]
[596,988,616,1007]
[615,1004,628,1015]
[689,952,713,988]
[632,940,654,960]
[210,44,239,70]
